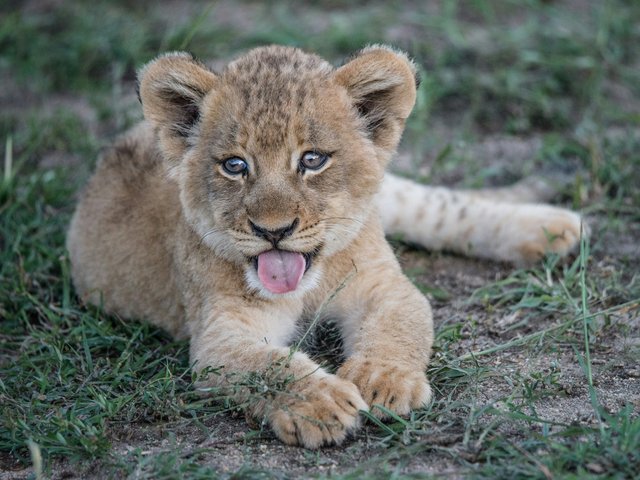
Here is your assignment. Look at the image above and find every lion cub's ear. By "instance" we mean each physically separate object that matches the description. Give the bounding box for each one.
[335,46,417,157]
[138,53,217,170]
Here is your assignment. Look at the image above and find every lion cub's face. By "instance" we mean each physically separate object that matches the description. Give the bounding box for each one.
[139,46,417,296]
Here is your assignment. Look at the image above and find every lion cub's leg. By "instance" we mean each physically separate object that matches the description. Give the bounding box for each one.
[188,300,367,448]
[378,173,582,264]
[328,234,434,418]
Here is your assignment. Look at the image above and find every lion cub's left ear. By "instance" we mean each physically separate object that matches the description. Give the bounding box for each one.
[138,52,217,171]
[335,45,418,157]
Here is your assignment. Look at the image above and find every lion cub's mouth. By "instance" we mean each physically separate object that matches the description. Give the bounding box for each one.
[251,250,314,294]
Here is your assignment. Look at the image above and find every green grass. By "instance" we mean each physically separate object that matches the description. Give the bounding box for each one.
[1,0,639,478]
[0,166,212,461]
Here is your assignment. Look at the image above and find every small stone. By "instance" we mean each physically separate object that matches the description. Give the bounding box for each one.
[586,462,605,474]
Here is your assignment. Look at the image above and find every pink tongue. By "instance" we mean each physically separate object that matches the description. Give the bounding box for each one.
[257,250,306,294]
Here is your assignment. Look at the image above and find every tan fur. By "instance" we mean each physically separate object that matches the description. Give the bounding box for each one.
[67,45,581,448]
[378,174,582,265]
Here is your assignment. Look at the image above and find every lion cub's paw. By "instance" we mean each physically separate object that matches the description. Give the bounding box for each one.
[514,207,583,264]
[337,357,432,418]
[268,373,367,449]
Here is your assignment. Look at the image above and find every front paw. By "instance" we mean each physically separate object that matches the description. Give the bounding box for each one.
[267,373,367,448]
[337,357,432,418]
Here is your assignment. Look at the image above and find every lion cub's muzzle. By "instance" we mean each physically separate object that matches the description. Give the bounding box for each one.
[247,218,317,294]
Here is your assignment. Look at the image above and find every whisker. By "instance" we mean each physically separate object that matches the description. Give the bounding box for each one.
[317,216,368,226]
[200,229,221,243]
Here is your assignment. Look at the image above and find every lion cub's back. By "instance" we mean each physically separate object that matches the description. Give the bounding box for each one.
[67,122,187,337]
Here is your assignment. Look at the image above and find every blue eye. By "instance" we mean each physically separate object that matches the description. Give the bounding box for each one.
[300,151,329,171]
[222,157,248,175]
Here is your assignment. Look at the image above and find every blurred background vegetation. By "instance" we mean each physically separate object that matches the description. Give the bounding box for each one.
[2,0,639,196]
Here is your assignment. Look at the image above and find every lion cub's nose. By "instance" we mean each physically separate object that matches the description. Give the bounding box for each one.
[249,218,299,246]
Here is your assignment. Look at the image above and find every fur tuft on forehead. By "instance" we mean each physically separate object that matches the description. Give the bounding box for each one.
[224,45,333,77]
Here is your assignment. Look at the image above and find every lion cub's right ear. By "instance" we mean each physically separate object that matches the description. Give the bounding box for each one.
[138,53,217,170]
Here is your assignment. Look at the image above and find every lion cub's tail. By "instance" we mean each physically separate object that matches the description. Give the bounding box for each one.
[376,173,583,265]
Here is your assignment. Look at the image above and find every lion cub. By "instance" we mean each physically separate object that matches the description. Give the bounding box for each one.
[67,45,581,448]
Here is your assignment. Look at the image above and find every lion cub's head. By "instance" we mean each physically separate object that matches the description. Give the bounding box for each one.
[138,45,416,297]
